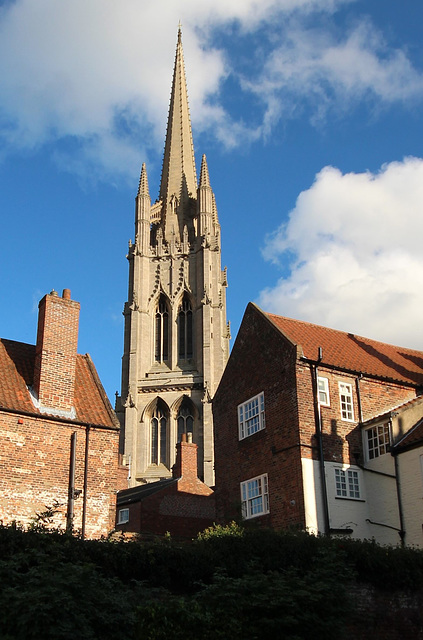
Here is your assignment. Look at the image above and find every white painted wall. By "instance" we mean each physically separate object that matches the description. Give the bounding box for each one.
[301,457,401,545]
[397,448,423,547]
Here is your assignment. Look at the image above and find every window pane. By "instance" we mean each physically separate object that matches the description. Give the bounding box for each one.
[238,393,265,440]
[162,313,169,360]
[151,418,158,464]
[160,417,167,465]
[240,474,269,519]
[179,313,186,358]
[187,311,193,358]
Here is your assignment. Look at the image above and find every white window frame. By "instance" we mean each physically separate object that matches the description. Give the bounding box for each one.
[238,392,265,440]
[118,508,129,524]
[339,382,354,421]
[240,474,269,519]
[334,467,361,500]
[318,376,330,406]
[364,423,390,461]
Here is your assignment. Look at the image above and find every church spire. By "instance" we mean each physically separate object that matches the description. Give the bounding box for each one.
[135,163,151,253]
[138,162,150,198]
[159,27,197,219]
[199,154,211,188]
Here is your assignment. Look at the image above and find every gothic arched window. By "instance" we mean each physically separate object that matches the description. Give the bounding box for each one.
[178,295,193,361]
[155,295,169,363]
[177,401,194,442]
[151,402,168,466]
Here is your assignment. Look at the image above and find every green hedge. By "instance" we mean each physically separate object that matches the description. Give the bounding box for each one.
[0,522,422,639]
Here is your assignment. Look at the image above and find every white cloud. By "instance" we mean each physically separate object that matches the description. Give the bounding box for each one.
[246,20,423,132]
[0,0,421,180]
[259,157,423,349]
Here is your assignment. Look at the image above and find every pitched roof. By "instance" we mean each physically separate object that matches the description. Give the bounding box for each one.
[117,478,177,506]
[265,309,423,387]
[362,395,423,427]
[0,338,118,428]
[393,417,423,452]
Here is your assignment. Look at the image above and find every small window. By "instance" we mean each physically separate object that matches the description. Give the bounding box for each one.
[238,392,265,440]
[335,468,360,499]
[118,508,129,524]
[318,377,330,406]
[365,423,390,460]
[339,382,354,421]
[241,474,269,519]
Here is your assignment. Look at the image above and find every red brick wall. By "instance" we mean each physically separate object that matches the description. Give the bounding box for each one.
[173,440,213,496]
[213,304,306,530]
[213,304,420,533]
[116,486,215,539]
[301,366,417,466]
[34,290,80,413]
[0,411,119,538]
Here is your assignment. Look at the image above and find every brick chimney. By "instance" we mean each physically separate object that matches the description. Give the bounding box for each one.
[33,289,80,415]
[173,433,213,495]
[173,433,198,480]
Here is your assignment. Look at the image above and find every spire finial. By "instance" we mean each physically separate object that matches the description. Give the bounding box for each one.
[159,24,197,227]
[199,154,211,188]
[138,163,150,197]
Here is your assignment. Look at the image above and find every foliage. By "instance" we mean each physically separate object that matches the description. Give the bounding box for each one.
[136,548,350,640]
[0,522,423,638]
[196,520,244,540]
[28,500,66,532]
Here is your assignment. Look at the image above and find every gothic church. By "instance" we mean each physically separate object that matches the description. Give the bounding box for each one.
[116,28,229,487]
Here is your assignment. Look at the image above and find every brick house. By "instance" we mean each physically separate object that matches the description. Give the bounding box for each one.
[116,434,215,539]
[0,289,120,538]
[213,302,423,546]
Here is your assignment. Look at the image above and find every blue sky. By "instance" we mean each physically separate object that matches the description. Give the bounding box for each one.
[1,0,423,402]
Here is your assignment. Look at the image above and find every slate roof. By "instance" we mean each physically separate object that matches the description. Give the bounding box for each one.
[117,478,178,506]
[265,310,423,387]
[0,338,118,428]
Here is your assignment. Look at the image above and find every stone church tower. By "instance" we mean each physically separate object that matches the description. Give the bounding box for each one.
[117,28,230,487]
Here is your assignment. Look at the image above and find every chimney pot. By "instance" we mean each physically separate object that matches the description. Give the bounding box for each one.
[187,432,193,443]
[62,288,71,300]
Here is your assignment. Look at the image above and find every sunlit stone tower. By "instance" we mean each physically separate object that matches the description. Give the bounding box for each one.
[117,28,230,486]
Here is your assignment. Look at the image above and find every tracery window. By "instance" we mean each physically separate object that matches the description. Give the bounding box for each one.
[155,295,169,363]
[151,402,168,466]
[177,401,194,442]
[178,295,193,361]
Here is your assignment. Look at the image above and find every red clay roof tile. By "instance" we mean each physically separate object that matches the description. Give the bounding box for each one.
[266,313,423,387]
[0,338,118,428]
